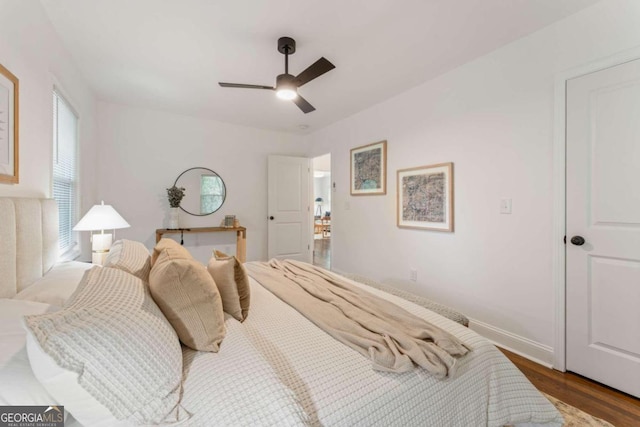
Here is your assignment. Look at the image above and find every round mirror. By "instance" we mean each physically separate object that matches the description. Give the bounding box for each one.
[174,167,226,216]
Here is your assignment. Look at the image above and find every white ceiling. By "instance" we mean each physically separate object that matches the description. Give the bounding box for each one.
[40,0,600,134]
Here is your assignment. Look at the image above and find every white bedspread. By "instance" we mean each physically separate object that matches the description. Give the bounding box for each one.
[181,316,310,426]
[7,263,562,426]
[180,272,563,427]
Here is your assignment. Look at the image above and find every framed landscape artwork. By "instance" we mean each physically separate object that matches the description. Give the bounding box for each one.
[350,140,386,195]
[397,162,454,231]
[0,62,18,184]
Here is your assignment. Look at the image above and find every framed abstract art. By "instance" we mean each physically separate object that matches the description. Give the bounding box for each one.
[397,162,453,231]
[350,140,386,196]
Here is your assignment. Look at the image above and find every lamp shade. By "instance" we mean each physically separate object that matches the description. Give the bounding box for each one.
[315,197,323,203]
[73,201,130,231]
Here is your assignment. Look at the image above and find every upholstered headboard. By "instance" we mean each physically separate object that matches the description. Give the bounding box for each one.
[0,198,59,297]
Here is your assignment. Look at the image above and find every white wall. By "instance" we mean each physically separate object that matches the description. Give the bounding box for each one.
[0,0,98,259]
[96,102,306,263]
[305,0,640,363]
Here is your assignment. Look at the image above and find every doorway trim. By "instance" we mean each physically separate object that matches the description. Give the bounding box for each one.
[311,153,332,269]
[552,46,640,372]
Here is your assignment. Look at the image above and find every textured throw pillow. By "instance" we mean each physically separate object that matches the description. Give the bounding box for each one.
[151,237,192,266]
[103,239,152,282]
[149,247,226,352]
[207,250,251,322]
[23,266,188,426]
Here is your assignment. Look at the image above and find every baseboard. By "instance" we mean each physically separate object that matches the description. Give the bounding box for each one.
[469,318,555,368]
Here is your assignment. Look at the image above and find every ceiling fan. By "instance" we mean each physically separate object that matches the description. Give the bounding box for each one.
[218,37,335,114]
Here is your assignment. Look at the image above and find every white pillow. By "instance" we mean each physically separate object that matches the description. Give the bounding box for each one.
[24,328,130,427]
[0,299,59,407]
[14,261,93,307]
[24,267,189,426]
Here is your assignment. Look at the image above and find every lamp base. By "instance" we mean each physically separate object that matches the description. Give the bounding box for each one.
[92,251,109,265]
[91,233,113,265]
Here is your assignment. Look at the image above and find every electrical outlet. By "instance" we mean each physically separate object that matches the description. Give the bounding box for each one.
[410,269,417,282]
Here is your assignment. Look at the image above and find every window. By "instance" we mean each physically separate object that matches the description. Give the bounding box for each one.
[52,90,79,258]
[200,174,224,214]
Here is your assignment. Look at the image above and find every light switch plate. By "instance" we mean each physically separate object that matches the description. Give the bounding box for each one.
[500,198,512,214]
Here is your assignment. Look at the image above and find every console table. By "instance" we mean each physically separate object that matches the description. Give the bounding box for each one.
[314,216,331,238]
[155,226,247,263]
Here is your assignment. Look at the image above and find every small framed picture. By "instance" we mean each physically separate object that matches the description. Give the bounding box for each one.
[397,162,454,232]
[224,215,236,228]
[350,140,387,196]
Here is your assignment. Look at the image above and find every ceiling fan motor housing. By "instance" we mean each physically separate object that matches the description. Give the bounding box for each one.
[277,37,296,55]
[276,73,296,89]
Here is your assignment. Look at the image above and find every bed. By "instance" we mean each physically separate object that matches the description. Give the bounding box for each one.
[0,197,563,426]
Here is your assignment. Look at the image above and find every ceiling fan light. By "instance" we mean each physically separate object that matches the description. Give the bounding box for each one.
[276,88,297,100]
[275,73,298,100]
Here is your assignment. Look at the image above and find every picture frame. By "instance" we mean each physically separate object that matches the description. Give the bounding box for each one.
[397,162,454,231]
[224,214,236,228]
[350,140,386,196]
[0,63,18,184]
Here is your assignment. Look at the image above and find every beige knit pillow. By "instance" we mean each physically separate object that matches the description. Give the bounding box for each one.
[207,250,250,322]
[149,248,226,352]
[151,237,192,266]
[104,239,151,282]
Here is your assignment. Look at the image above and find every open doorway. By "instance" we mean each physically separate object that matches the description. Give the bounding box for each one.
[312,153,331,269]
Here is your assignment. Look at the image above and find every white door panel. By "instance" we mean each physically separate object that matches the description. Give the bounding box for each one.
[566,58,640,397]
[267,155,311,261]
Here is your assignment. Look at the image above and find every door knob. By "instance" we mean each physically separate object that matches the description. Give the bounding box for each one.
[269,216,274,220]
[570,236,585,246]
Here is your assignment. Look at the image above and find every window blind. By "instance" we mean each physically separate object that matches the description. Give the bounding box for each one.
[53,90,79,256]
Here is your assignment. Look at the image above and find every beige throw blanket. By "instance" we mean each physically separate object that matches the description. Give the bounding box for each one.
[246,260,469,378]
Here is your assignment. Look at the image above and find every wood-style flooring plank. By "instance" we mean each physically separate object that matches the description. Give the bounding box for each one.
[500,348,640,427]
[313,237,331,270]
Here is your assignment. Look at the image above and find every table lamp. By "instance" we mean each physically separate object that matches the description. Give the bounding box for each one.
[315,197,323,217]
[73,201,130,265]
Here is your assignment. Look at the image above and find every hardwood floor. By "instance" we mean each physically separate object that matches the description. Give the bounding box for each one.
[500,348,640,426]
[313,236,331,270]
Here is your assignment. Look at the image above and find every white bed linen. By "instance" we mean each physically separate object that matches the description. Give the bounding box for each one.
[0,299,82,427]
[13,261,93,307]
[181,315,310,426]
[184,273,562,427]
[5,264,562,426]
[0,299,57,406]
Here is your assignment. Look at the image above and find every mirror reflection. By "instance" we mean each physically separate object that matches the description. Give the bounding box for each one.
[174,167,226,216]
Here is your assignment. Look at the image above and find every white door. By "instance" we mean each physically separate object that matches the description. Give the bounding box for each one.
[566,58,640,397]
[267,155,311,261]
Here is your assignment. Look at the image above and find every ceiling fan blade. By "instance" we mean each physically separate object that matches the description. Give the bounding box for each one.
[292,94,316,114]
[294,57,335,87]
[218,82,274,90]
